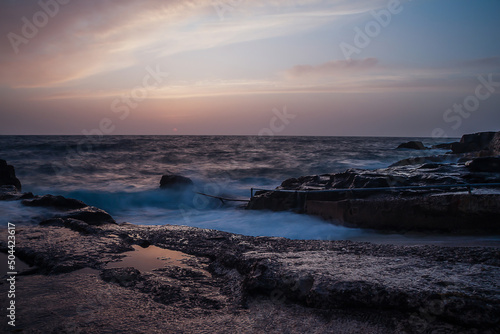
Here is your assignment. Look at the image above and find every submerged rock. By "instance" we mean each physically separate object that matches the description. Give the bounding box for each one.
[0,159,21,191]
[159,173,194,190]
[397,141,426,150]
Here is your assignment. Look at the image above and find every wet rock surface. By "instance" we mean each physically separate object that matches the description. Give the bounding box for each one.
[1,222,499,333]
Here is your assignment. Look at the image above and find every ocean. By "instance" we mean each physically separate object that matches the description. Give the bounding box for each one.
[3,135,483,243]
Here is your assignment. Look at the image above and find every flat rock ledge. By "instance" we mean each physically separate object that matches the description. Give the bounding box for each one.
[1,222,499,333]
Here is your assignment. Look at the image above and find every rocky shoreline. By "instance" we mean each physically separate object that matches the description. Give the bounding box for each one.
[1,132,500,333]
[247,131,500,233]
[1,218,500,333]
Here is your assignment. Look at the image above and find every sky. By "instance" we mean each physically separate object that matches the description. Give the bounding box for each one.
[0,0,499,137]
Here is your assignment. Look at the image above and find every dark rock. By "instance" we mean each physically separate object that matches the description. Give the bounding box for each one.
[22,194,88,210]
[20,192,35,199]
[451,131,497,154]
[159,173,194,190]
[466,156,500,173]
[397,141,426,150]
[0,159,21,191]
[56,206,116,225]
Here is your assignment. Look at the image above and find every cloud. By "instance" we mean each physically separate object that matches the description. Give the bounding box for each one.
[285,57,379,78]
[0,0,388,88]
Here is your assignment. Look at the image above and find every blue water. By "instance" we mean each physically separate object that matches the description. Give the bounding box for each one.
[0,135,462,241]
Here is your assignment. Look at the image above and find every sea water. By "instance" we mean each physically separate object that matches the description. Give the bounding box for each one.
[5,135,491,244]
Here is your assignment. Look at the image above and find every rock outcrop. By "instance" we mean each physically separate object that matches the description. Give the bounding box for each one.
[18,193,116,225]
[0,159,21,191]
[159,173,194,190]
[55,206,116,225]
[451,131,497,154]
[396,141,426,150]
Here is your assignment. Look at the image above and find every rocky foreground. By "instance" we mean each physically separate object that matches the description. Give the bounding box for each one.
[1,218,500,333]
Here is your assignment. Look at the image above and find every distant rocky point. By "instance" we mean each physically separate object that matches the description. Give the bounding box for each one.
[396,140,427,150]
